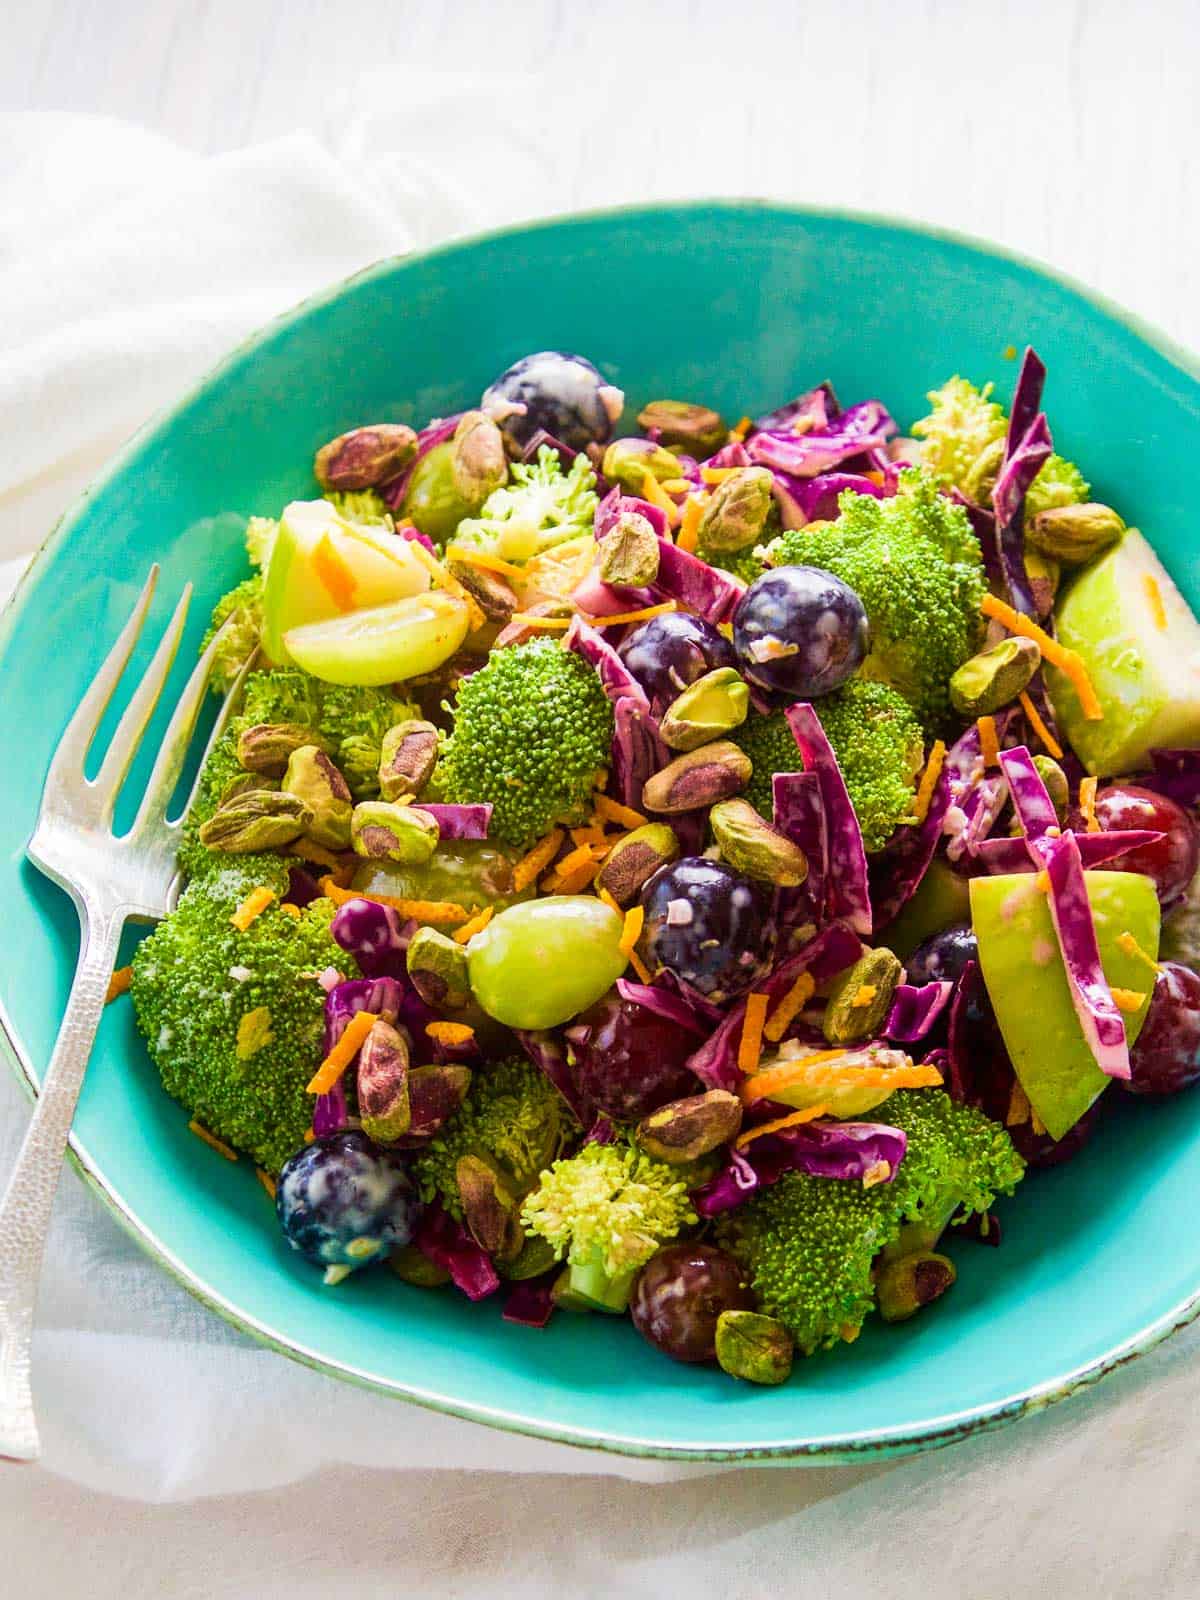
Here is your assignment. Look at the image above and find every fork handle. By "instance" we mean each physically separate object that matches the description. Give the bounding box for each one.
[0,906,123,1462]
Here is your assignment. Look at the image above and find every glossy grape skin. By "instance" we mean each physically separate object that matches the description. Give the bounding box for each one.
[1007,1101,1100,1166]
[568,993,702,1119]
[481,351,621,452]
[733,566,868,700]
[1121,962,1200,1096]
[630,1244,756,1364]
[276,1130,422,1271]
[617,612,738,713]
[466,895,627,1029]
[906,924,978,987]
[1069,784,1200,908]
[639,857,776,1002]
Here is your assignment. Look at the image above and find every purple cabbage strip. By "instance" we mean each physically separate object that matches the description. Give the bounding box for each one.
[595,486,668,541]
[515,1028,593,1124]
[769,469,884,528]
[886,981,954,1043]
[653,969,727,1027]
[942,711,1019,864]
[752,382,840,436]
[414,1204,500,1301]
[1006,347,1047,462]
[611,695,668,811]
[652,537,745,624]
[693,1119,907,1217]
[949,488,1004,591]
[521,428,579,465]
[322,975,404,1054]
[944,964,978,1104]
[675,453,703,487]
[570,564,655,618]
[331,897,414,978]
[998,743,1061,842]
[772,770,828,929]
[395,525,436,554]
[975,829,1164,874]
[1145,749,1200,810]
[312,1078,349,1137]
[564,615,651,710]
[283,865,321,907]
[414,803,492,841]
[614,978,710,1037]
[381,413,461,510]
[585,1115,619,1145]
[1043,831,1132,1080]
[746,400,895,479]
[991,412,1052,618]
[502,1276,557,1328]
[869,748,956,931]
[784,704,872,935]
[705,440,751,471]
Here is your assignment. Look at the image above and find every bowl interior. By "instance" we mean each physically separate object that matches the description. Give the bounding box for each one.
[3,203,1200,1460]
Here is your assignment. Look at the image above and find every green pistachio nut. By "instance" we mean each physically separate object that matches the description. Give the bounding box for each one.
[198,789,312,852]
[446,558,518,624]
[219,772,279,806]
[389,1244,451,1287]
[406,926,472,1011]
[715,1310,794,1385]
[659,667,750,752]
[1026,501,1126,566]
[697,467,777,553]
[378,719,440,801]
[236,721,329,776]
[405,1062,473,1139]
[456,1154,525,1262]
[636,1089,743,1164]
[595,822,680,907]
[314,423,418,492]
[357,1018,411,1142]
[281,745,354,852]
[451,410,509,505]
[948,636,1042,718]
[1032,755,1071,823]
[1024,548,1060,620]
[709,798,808,887]
[642,740,752,814]
[875,1250,957,1322]
[635,400,728,457]
[823,948,905,1045]
[597,511,661,587]
[351,801,440,864]
[961,436,1006,506]
[498,1233,559,1281]
[601,437,683,494]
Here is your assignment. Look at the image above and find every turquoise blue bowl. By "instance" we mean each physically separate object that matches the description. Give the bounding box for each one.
[4,202,1200,1463]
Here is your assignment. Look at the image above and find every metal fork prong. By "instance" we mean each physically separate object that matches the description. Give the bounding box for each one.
[40,566,159,796]
[94,583,192,820]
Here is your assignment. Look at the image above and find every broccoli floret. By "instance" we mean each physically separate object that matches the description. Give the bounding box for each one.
[732,679,924,854]
[698,543,765,586]
[200,574,264,696]
[435,638,613,849]
[453,446,597,564]
[521,1137,700,1311]
[413,1053,573,1220]
[910,375,1089,512]
[322,490,389,523]
[239,668,418,798]
[762,470,986,731]
[130,867,354,1173]
[716,1088,1024,1355]
[245,515,278,569]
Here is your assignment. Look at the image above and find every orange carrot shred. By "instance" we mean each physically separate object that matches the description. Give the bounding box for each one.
[1143,571,1168,631]
[627,948,654,984]
[453,905,494,945]
[1079,775,1101,833]
[763,970,816,1044]
[319,878,472,925]
[677,495,705,554]
[638,470,681,527]
[550,857,602,894]
[1005,1079,1032,1127]
[230,886,277,932]
[980,593,1102,720]
[700,466,743,485]
[105,966,132,1004]
[740,1054,942,1106]
[312,534,357,611]
[618,904,645,958]
[189,1120,238,1162]
[1018,690,1064,759]
[597,886,622,917]
[444,545,526,580]
[513,829,566,892]
[555,842,600,879]
[425,1021,475,1047]
[307,1010,379,1095]
[280,902,301,919]
[977,716,1000,769]
[1035,869,1051,892]
[737,992,771,1075]
[1117,930,1163,976]
[584,600,679,628]
[729,416,753,442]
[735,1105,829,1148]
[1111,987,1147,1014]
[910,740,947,825]
[405,538,486,631]
[256,1168,277,1199]
[283,838,348,871]
[593,795,647,830]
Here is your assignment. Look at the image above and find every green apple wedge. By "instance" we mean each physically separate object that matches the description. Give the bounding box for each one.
[1048,528,1200,774]
[261,499,430,665]
[283,591,471,687]
[970,869,1160,1139]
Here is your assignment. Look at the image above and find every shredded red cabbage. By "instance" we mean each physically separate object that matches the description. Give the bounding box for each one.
[564,615,651,710]
[502,1276,557,1327]
[746,400,896,479]
[652,537,745,624]
[415,803,492,841]
[595,486,668,541]
[976,828,1164,874]
[752,382,839,436]
[693,1119,907,1216]
[886,981,954,1042]
[784,704,872,935]
[611,695,667,810]
[1006,347,1047,460]
[772,770,827,929]
[520,428,580,466]
[414,1204,500,1301]
[768,469,884,528]
[312,1078,349,1137]
[515,1028,593,1123]
[1042,830,1132,1079]
[991,412,1052,617]
[322,976,404,1053]
[331,897,414,978]
[614,978,710,1037]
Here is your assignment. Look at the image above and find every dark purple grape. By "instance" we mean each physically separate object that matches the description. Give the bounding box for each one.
[481,351,622,452]
[631,1244,755,1363]
[1007,1100,1100,1166]
[639,857,776,1002]
[1068,785,1200,908]
[568,992,701,1119]
[617,612,737,714]
[276,1130,422,1273]
[733,566,868,699]
[906,924,978,987]
[1121,962,1200,1096]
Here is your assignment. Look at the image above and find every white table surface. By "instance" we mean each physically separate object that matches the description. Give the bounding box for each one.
[5,1,1200,1595]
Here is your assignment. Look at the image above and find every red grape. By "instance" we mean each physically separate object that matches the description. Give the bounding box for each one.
[630,1244,755,1363]
[1123,961,1200,1096]
[1072,784,1199,908]
[568,992,702,1119]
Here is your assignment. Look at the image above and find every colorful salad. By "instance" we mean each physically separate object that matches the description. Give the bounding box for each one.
[122,347,1200,1385]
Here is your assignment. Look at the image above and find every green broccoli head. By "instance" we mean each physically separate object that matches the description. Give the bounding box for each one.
[200,575,264,697]
[453,446,597,564]
[321,489,389,524]
[762,471,986,731]
[435,638,614,849]
[239,668,418,798]
[130,866,356,1173]
[732,678,924,854]
[413,1053,573,1220]
[244,515,279,569]
[716,1088,1025,1354]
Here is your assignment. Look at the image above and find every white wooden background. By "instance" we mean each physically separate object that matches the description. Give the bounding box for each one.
[4,1,1200,1596]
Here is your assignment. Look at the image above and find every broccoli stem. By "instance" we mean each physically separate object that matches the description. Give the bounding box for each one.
[566,1253,639,1314]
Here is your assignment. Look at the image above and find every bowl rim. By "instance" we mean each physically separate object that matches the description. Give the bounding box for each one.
[4,197,1200,1465]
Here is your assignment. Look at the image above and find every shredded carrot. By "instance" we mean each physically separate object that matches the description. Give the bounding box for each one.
[312,534,357,611]
[737,993,772,1076]
[230,886,277,932]
[235,1007,274,1060]
[513,828,566,892]
[638,470,681,527]
[319,878,472,925]
[1035,869,1051,893]
[280,901,301,919]
[585,600,679,628]
[404,538,486,631]
[977,715,1000,769]
[677,494,705,554]
[840,1323,861,1344]
[1143,571,1168,631]
[910,739,946,825]
[597,886,623,918]
[189,1120,238,1162]
[1117,930,1163,977]
[1005,1079,1032,1127]
[660,478,693,494]
[426,1020,476,1047]
[735,1105,829,1148]
[571,825,609,850]
[1018,690,1064,759]
[627,948,653,984]
[307,1010,379,1095]
[729,416,753,442]
[1079,775,1100,833]
[256,1168,277,1199]
[508,612,572,630]
[700,466,743,485]
[763,971,816,1044]
[444,545,526,581]
[452,905,494,945]
[740,1054,942,1106]
[1111,987,1147,1014]
[619,903,645,958]
[863,469,886,488]
[980,593,1103,721]
[850,984,878,1009]
[593,795,647,830]
[1030,1106,1047,1137]
[548,856,603,894]
[283,838,347,871]
[554,842,599,880]
[105,965,132,1004]
[304,1128,317,1144]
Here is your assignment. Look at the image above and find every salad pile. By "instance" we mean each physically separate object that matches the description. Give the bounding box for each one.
[122,347,1200,1385]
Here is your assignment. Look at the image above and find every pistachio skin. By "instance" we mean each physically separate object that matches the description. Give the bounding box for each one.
[709,798,808,886]
[198,789,312,852]
[948,636,1042,717]
[314,423,418,492]
[697,467,777,553]
[351,801,440,864]
[357,1018,411,1143]
[822,948,904,1045]
[281,745,354,851]
[875,1251,957,1322]
[399,1063,473,1142]
[406,926,472,1011]
[642,740,752,814]
[601,437,683,494]
[1026,501,1125,566]
[659,668,750,752]
[597,512,661,587]
[635,400,727,457]
[237,722,329,777]
[595,822,680,907]
[636,1090,743,1164]
[715,1310,794,1385]
[378,719,439,801]
[1033,755,1071,823]
[451,410,509,505]
[456,1155,524,1262]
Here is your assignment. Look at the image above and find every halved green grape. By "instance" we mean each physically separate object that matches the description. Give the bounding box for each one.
[283,591,471,686]
[467,896,627,1029]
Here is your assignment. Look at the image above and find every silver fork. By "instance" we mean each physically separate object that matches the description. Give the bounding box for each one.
[0,567,243,1462]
